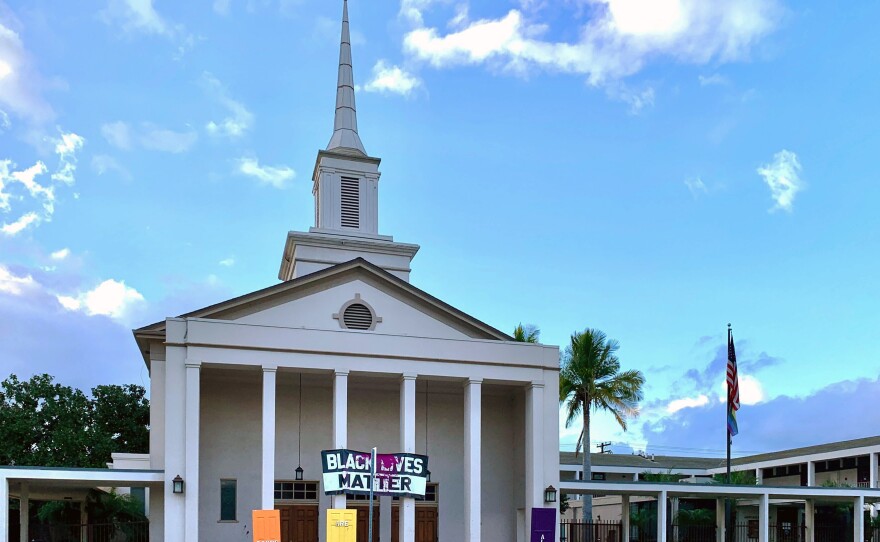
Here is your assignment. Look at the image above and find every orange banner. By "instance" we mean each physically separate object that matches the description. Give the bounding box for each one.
[252,510,281,542]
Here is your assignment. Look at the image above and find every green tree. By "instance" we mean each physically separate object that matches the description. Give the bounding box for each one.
[560,328,645,522]
[512,324,540,343]
[711,471,757,485]
[91,384,150,462]
[0,374,94,467]
[0,374,149,468]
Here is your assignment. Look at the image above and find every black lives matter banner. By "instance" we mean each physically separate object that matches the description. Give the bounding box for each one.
[321,449,429,499]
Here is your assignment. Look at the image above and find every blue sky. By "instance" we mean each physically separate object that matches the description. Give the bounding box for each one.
[1,0,879,459]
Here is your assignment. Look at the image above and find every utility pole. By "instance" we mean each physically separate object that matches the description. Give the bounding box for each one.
[597,442,613,454]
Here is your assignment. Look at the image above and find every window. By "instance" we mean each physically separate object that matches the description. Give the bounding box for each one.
[391,484,439,503]
[340,177,360,229]
[274,481,318,502]
[220,480,237,521]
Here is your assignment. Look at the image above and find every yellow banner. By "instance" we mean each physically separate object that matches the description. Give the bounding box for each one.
[326,509,357,542]
[252,510,281,542]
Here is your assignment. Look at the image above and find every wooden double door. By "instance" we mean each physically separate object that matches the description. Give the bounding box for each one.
[278,505,319,542]
[352,506,438,542]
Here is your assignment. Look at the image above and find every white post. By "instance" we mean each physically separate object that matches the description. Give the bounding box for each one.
[807,461,816,486]
[525,382,545,536]
[399,375,417,542]
[380,497,392,542]
[658,491,668,542]
[262,366,277,510]
[805,499,815,542]
[464,379,482,542]
[756,468,763,485]
[332,370,349,510]
[0,476,8,542]
[184,361,201,542]
[758,493,769,542]
[716,499,725,542]
[633,473,640,481]
[18,483,27,542]
[855,496,865,542]
[622,495,631,542]
[872,452,879,518]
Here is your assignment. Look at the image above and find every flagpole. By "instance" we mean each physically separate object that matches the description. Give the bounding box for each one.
[725,324,732,542]
[369,447,376,542]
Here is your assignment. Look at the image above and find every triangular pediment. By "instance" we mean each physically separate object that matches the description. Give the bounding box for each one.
[134,259,510,361]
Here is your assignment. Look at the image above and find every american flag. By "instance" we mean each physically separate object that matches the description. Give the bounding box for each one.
[727,330,740,436]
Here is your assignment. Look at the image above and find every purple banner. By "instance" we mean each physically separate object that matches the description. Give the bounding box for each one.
[530,508,556,542]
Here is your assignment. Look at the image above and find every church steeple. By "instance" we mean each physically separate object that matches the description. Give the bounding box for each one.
[278,0,419,283]
[326,0,366,156]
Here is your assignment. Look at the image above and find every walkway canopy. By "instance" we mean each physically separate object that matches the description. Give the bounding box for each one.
[1,466,164,542]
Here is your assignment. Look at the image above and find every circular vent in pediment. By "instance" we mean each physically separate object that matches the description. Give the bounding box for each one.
[343,303,373,330]
[333,294,382,331]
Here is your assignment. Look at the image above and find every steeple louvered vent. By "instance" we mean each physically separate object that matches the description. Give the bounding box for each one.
[340,177,360,229]
[343,303,373,330]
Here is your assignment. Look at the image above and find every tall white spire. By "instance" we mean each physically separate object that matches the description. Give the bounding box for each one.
[327,0,367,156]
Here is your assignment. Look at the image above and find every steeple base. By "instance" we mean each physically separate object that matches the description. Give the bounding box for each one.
[279,230,420,282]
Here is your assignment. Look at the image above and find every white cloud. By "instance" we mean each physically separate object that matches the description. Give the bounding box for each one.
[102,121,133,150]
[0,110,10,131]
[57,279,145,324]
[213,0,232,15]
[363,61,423,97]
[0,264,37,296]
[235,157,295,189]
[1,211,40,236]
[608,84,655,114]
[91,154,132,180]
[219,257,235,267]
[50,248,70,261]
[699,73,728,86]
[685,177,708,197]
[139,124,198,153]
[667,394,709,414]
[402,0,779,86]
[100,0,171,36]
[203,73,254,138]
[757,149,803,212]
[0,17,54,123]
[0,130,84,235]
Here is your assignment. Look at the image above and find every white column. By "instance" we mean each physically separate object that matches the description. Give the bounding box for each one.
[622,495,631,542]
[332,370,349,510]
[658,491,667,542]
[0,477,8,542]
[715,499,725,542]
[855,496,865,542]
[805,499,815,542]
[380,497,392,542]
[18,483,27,542]
[464,379,482,542]
[633,473,640,481]
[262,366,277,509]
[525,382,545,536]
[807,461,816,486]
[399,375,417,542]
[164,340,187,542]
[756,468,763,485]
[871,453,878,489]
[184,361,201,542]
[758,493,769,542]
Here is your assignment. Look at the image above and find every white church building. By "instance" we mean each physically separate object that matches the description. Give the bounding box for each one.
[0,2,562,542]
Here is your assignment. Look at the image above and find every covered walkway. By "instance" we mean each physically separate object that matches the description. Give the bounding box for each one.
[561,479,880,542]
[1,466,164,542]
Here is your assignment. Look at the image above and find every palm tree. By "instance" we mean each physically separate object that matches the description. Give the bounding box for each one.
[560,328,645,522]
[512,323,540,343]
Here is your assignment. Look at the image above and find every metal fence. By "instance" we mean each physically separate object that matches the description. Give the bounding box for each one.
[29,522,149,542]
[561,520,624,542]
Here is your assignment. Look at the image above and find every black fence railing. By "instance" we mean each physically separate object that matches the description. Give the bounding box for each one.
[29,522,149,542]
[669,524,716,542]
[560,520,624,542]
[867,527,880,542]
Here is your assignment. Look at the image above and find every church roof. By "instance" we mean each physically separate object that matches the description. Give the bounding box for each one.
[132,258,514,365]
[326,0,366,156]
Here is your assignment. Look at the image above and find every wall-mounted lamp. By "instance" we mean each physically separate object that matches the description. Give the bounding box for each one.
[544,485,557,504]
[172,475,185,494]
